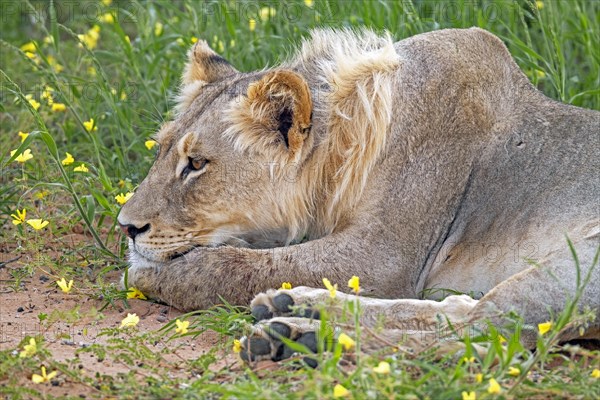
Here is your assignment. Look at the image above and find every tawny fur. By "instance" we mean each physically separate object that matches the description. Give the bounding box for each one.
[118,28,599,350]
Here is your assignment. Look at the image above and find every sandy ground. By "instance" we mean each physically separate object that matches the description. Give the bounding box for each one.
[0,245,241,398]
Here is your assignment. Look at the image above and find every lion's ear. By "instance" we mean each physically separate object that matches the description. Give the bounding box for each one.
[182,40,238,84]
[230,70,313,161]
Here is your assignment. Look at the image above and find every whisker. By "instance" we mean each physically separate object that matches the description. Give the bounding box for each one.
[190,232,255,248]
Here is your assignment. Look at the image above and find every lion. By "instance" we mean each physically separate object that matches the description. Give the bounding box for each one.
[118,28,599,361]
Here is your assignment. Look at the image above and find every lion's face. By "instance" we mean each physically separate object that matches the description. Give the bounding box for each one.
[118,41,314,264]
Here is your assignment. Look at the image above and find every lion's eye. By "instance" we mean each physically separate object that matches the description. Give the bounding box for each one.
[191,158,207,171]
[181,157,209,178]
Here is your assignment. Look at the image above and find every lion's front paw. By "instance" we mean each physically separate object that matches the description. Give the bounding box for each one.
[242,286,344,365]
[240,317,328,366]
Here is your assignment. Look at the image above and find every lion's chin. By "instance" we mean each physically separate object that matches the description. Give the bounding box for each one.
[128,240,208,267]
[127,248,166,269]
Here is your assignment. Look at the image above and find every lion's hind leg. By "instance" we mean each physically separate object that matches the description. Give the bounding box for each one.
[466,247,600,348]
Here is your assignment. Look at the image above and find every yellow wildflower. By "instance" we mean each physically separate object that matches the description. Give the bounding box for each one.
[25,52,41,66]
[77,34,91,49]
[232,339,242,353]
[304,0,314,7]
[73,163,89,173]
[535,69,546,79]
[46,55,63,73]
[35,190,49,200]
[333,384,350,398]
[348,275,360,293]
[538,321,552,336]
[83,118,97,132]
[19,338,37,358]
[120,313,140,328]
[463,356,476,363]
[127,287,147,300]
[78,26,100,49]
[118,179,126,188]
[61,152,74,166]
[31,366,57,384]
[338,333,355,351]
[41,87,54,105]
[322,277,337,298]
[20,41,36,52]
[462,392,476,400]
[26,95,40,111]
[56,278,74,293]
[373,361,391,374]
[498,335,507,344]
[280,282,292,290]
[508,366,520,376]
[99,13,114,23]
[24,51,37,61]
[154,22,163,36]
[191,36,198,44]
[591,368,600,378]
[18,131,29,142]
[43,35,54,45]
[11,209,26,225]
[175,319,190,334]
[259,6,276,21]
[145,140,157,150]
[26,219,49,230]
[115,192,134,205]
[51,103,66,112]
[11,148,33,163]
[249,18,256,31]
[475,373,483,383]
[487,378,501,394]
[536,1,544,10]
[28,53,41,65]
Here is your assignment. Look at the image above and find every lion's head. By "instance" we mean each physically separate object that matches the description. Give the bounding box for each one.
[118,30,399,266]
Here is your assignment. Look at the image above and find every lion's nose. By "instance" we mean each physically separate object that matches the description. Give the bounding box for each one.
[119,223,150,240]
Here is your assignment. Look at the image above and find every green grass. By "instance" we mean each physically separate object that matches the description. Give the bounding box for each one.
[1,0,599,398]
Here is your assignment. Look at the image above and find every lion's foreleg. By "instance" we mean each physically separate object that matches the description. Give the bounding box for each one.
[125,230,385,311]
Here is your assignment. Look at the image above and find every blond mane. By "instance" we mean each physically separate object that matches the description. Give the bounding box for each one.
[225,29,400,243]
